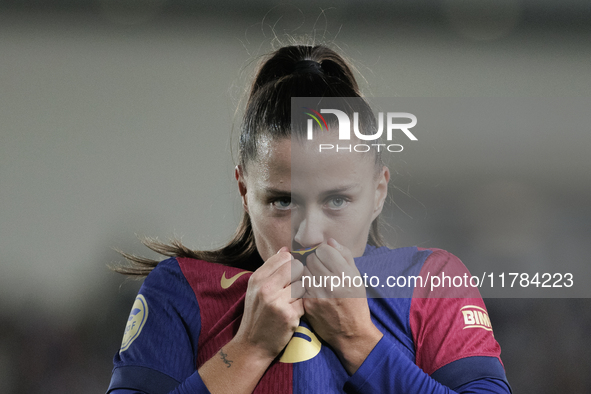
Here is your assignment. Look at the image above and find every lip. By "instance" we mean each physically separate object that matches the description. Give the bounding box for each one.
[291,244,320,261]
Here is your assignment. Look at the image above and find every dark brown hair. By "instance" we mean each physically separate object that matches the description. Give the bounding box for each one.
[114,45,385,277]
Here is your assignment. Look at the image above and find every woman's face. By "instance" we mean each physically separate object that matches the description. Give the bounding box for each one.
[236,134,389,263]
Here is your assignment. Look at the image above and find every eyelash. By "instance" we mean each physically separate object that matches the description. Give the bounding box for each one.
[271,197,292,210]
[270,196,350,211]
[325,196,350,210]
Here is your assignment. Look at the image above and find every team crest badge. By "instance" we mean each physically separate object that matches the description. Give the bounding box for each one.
[120,294,149,352]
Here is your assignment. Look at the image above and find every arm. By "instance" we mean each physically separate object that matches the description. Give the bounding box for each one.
[108,250,305,394]
[303,244,511,393]
[111,372,510,394]
[109,341,273,394]
[196,249,304,393]
[109,371,210,394]
[343,336,511,393]
[107,258,205,394]
[302,239,383,375]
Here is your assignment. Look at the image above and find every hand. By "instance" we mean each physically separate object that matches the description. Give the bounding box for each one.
[233,247,306,361]
[302,239,383,374]
[199,249,305,393]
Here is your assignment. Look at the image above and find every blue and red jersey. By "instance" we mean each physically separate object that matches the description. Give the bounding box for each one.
[107,245,511,393]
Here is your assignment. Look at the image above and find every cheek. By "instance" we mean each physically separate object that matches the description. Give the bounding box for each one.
[335,194,377,238]
[249,207,292,258]
[341,208,373,236]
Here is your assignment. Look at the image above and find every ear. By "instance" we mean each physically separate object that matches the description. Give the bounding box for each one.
[235,165,249,212]
[372,165,390,220]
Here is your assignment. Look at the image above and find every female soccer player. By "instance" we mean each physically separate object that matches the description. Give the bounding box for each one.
[107,45,511,393]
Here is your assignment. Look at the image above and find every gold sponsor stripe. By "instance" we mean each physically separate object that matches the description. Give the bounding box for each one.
[463,325,493,331]
[460,305,487,313]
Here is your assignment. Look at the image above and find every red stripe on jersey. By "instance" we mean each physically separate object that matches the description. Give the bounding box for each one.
[410,249,503,375]
[177,258,293,393]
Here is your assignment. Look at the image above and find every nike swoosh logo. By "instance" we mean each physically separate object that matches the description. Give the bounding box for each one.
[221,271,250,289]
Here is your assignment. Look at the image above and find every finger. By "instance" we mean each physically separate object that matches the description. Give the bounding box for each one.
[300,266,325,298]
[300,267,312,291]
[272,258,300,289]
[327,238,356,268]
[307,246,340,276]
[290,298,304,318]
[289,280,306,300]
[303,281,330,299]
[300,265,329,299]
[291,259,304,284]
[255,249,292,278]
[250,256,296,294]
[315,241,354,273]
[279,285,305,312]
[305,252,332,278]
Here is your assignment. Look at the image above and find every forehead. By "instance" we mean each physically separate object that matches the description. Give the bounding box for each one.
[246,134,375,189]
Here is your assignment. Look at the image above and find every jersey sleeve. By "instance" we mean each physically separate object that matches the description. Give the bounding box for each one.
[343,335,511,393]
[410,249,511,389]
[107,258,209,394]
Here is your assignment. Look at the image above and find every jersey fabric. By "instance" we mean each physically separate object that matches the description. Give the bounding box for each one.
[107,245,511,393]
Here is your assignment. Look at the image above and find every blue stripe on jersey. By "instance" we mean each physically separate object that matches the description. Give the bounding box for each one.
[367,297,416,362]
[357,246,433,364]
[356,245,432,298]
[291,247,433,393]
[430,356,511,391]
[292,322,349,393]
[107,365,179,394]
[345,337,512,394]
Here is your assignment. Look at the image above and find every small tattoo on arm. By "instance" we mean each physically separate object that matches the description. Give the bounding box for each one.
[219,348,233,368]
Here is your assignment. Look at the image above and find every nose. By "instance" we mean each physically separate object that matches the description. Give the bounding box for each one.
[293,208,325,249]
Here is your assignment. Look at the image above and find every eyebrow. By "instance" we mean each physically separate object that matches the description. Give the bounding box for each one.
[263,184,360,198]
[318,184,360,198]
[262,187,291,197]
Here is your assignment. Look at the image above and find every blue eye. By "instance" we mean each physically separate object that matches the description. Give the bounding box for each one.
[327,197,348,209]
[272,198,292,210]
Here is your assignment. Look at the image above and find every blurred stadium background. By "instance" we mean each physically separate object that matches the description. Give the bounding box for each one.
[1,1,590,392]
